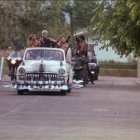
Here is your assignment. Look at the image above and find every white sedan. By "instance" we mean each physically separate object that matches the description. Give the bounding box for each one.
[15,47,73,95]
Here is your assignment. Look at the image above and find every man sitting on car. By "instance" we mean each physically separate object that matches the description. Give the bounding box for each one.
[39,30,57,47]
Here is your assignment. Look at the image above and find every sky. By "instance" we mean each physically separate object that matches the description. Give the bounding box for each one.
[64,12,71,24]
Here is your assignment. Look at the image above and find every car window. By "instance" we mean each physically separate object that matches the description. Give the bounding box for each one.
[25,50,44,60]
[45,50,64,61]
[25,49,64,61]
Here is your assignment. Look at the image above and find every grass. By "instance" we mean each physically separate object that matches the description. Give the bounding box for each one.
[100,68,137,77]
[100,63,137,69]
[100,60,137,68]
[99,60,137,77]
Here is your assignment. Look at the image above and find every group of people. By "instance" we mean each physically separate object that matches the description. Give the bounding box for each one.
[27,30,69,54]
[27,29,89,57]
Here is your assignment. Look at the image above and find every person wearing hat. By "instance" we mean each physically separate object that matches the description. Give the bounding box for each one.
[39,30,57,47]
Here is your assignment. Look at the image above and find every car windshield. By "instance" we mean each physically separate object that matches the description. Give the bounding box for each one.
[25,49,64,61]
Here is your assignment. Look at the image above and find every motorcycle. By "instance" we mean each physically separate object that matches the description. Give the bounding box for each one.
[88,49,99,80]
[72,54,94,86]
[7,51,22,81]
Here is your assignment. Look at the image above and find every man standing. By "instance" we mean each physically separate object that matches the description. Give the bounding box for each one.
[39,30,56,47]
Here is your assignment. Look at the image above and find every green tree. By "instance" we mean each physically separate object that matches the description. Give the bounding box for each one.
[63,0,96,31]
[72,0,96,30]
[91,0,140,56]
[0,0,97,49]
[41,0,70,38]
[0,0,69,49]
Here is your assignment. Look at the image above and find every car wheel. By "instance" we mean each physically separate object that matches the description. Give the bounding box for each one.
[17,90,24,95]
[67,88,71,93]
[67,83,72,93]
[61,90,67,96]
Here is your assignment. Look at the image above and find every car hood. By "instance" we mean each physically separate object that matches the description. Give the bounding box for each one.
[19,60,69,73]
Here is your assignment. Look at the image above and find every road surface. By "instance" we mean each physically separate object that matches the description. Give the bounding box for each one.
[0,76,140,140]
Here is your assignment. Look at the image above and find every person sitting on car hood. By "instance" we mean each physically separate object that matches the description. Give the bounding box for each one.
[39,30,56,47]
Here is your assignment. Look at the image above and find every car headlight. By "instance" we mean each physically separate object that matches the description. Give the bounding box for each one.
[58,68,65,75]
[11,60,16,64]
[18,68,25,75]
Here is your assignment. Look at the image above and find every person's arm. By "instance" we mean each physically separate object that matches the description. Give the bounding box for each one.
[35,40,40,47]
[39,38,44,47]
[49,37,57,47]
[27,40,32,48]
[62,43,69,54]
[56,41,61,48]
[49,38,56,43]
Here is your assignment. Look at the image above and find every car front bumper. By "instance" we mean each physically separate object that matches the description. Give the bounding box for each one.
[15,80,69,92]
[16,72,69,92]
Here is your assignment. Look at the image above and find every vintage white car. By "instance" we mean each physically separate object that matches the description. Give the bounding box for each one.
[15,47,73,95]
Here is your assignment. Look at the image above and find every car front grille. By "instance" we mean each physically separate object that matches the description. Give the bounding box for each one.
[19,73,63,81]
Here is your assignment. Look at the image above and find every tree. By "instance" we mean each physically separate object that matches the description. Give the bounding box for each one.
[91,0,140,82]
[0,0,97,49]
[41,0,70,38]
[63,0,97,31]
[72,0,96,30]
[91,0,140,56]
[61,0,97,45]
[0,0,69,49]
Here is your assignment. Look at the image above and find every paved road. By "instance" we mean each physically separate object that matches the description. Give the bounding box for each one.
[0,76,140,140]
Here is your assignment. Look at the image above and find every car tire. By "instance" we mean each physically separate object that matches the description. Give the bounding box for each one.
[17,90,24,95]
[61,90,67,96]
[67,88,71,93]
[67,84,72,93]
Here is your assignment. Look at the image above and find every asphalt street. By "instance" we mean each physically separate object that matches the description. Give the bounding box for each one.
[0,76,140,140]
